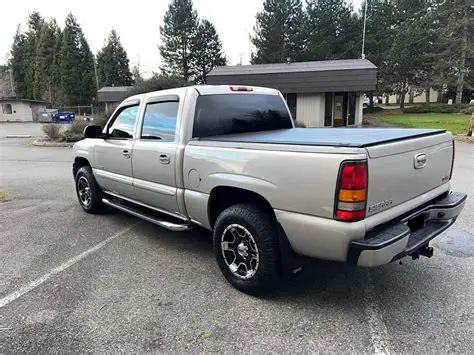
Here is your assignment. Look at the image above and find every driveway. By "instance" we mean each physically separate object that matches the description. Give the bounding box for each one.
[0,138,473,353]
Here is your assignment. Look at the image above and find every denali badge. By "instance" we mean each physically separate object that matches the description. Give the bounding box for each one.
[368,199,393,213]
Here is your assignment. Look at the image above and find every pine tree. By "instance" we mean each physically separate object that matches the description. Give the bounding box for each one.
[250,0,307,64]
[9,26,28,98]
[159,0,199,81]
[59,14,95,105]
[24,12,44,99]
[33,19,61,101]
[306,0,361,60]
[191,19,226,83]
[96,29,133,87]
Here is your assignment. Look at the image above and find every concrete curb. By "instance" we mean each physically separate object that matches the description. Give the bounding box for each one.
[32,139,75,147]
[6,134,32,138]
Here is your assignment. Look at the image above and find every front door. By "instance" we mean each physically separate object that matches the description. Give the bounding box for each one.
[93,103,140,199]
[333,93,347,127]
[131,97,181,217]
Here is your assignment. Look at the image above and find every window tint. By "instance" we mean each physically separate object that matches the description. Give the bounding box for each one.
[141,101,178,141]
[193,94,292,138]
[108,105,139,139]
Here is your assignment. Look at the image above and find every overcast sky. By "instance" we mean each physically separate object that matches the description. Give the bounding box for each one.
[1,0,363,77]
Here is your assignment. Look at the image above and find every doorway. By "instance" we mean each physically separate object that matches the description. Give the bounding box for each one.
[324,92,357,127]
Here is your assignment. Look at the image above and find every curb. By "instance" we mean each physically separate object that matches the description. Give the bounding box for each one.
[32,139,75,147]
[6,134,32,138]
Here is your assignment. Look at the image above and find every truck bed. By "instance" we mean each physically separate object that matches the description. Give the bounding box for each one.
[203,128,446,148]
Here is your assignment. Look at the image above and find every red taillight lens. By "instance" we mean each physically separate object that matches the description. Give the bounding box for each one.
[339,163,367,189]
[335,161,368,222]
[336,210,366,221]
[230,86,253,92]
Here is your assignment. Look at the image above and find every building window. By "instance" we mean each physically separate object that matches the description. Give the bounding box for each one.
[284,93,297,120]
[2,104,12,114]
[324,93,333,126]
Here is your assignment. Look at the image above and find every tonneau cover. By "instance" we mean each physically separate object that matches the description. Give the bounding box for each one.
[202,128,446,148]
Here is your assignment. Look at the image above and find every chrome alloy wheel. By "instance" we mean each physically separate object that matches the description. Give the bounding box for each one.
[221,224,260,279]
[77,176,92,207]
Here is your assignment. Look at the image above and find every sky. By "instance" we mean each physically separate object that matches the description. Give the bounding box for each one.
[1,0,364,78]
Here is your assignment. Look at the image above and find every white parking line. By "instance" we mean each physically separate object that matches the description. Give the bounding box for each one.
[0,225,136,309]
[362,272,391,354]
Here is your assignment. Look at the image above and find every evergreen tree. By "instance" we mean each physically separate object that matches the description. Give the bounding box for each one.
[9,26,28,98]
[306,0,361,60]
[250,0,307,64]
[33,19,61,101]
[59,14,95,105]
[96,29,133,87]
[159,0,199,81]
[191,19,226,83]
[24,12,44,99]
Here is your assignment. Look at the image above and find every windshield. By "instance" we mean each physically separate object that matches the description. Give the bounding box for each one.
[193,93,292,138]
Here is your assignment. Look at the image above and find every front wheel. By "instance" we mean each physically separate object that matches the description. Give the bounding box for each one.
[75,166,105,214]
[213,204,281,295]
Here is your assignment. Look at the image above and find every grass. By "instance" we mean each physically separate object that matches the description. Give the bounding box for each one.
[375,113,471,135]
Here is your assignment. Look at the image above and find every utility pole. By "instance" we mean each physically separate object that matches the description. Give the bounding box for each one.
[361,0,368,59]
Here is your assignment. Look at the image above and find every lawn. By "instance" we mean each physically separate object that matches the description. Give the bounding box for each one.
[375,113,470,135]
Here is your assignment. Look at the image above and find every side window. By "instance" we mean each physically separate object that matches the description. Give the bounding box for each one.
[141,101,178,141]
[108,105,139,139]
[2,104,12,114]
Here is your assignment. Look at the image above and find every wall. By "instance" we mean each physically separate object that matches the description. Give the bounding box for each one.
[0,101,45,122]
[296,93,325,127]
[388,88,439,104]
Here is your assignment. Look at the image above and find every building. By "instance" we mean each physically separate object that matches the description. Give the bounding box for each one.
[0,98,48,122]
[97,86,134,114]
[207,59,377,127]
[386,88,440,105]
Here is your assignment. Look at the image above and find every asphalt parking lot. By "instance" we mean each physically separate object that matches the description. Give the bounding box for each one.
[1,124,473,353]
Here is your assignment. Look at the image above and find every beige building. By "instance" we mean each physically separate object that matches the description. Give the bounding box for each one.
[386,88,440,104]
[207,59,377,127]
[0,99,48,122]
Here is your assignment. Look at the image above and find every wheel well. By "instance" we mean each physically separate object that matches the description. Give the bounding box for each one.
[208,186,275,228]
[73,157,90,177]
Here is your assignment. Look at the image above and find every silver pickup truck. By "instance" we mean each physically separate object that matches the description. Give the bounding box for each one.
[73,85,466,294]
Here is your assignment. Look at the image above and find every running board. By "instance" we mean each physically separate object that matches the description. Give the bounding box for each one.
[102,198,193,232]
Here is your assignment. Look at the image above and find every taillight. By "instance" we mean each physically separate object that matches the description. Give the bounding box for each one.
[449,140,455,179]
[335,161,368,222]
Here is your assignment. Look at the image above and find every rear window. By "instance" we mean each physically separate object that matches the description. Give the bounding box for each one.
[193,94,292,138]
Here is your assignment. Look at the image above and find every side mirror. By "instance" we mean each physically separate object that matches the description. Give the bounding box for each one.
[84,125,104,138]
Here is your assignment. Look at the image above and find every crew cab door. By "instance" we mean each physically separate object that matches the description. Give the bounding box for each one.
[93,101,140,199]
[131,95,181,217]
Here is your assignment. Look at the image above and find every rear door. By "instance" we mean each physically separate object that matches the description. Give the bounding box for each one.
[131,95,182,217]
[365,132,454,217]
[93,101,140,198]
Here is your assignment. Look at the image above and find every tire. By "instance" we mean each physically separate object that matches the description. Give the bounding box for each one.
[213,203,281,295]
[75,166,105,214]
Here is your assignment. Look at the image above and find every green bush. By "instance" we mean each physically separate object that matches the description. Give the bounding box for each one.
[460,106,474,115]
[403,104,463,114]
[363,106,384,114]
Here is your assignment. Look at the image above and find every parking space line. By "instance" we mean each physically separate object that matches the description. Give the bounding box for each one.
[0,224,136,309]
[362,271,391,354]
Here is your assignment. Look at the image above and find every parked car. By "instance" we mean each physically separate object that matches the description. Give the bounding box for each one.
[72,85,466,295]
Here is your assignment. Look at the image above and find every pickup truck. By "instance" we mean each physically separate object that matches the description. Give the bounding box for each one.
[72,85,466,294]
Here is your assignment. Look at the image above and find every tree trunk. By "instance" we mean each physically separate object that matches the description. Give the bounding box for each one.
[369,93,374,107]
[437,89,443,103]
[409,88,414,104]
[400,92,406,109]
[425,86,430,104]
[385,96,389,105]
[455,21,468,104]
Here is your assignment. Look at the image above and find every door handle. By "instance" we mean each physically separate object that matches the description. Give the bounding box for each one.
[159,154,170,164]
[122,149,131,159]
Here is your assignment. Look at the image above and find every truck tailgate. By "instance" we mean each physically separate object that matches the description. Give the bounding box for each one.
[366,131,454,217]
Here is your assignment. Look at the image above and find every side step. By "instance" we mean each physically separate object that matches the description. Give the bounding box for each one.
[102,197,193,232]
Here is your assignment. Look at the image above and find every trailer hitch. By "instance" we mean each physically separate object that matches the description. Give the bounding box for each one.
[411,245,434,260]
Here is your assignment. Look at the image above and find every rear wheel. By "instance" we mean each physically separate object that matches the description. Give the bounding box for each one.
[75,166,105,214]
[213,204,281,295]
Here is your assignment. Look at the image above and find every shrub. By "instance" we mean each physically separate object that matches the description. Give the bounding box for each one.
[62,130,84,142]
[460,106,474,115]
[41,124,62,141]
[294,120,307,128]
[70,119,88,134]
[403,104,462,114]
[363,106,384,114]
